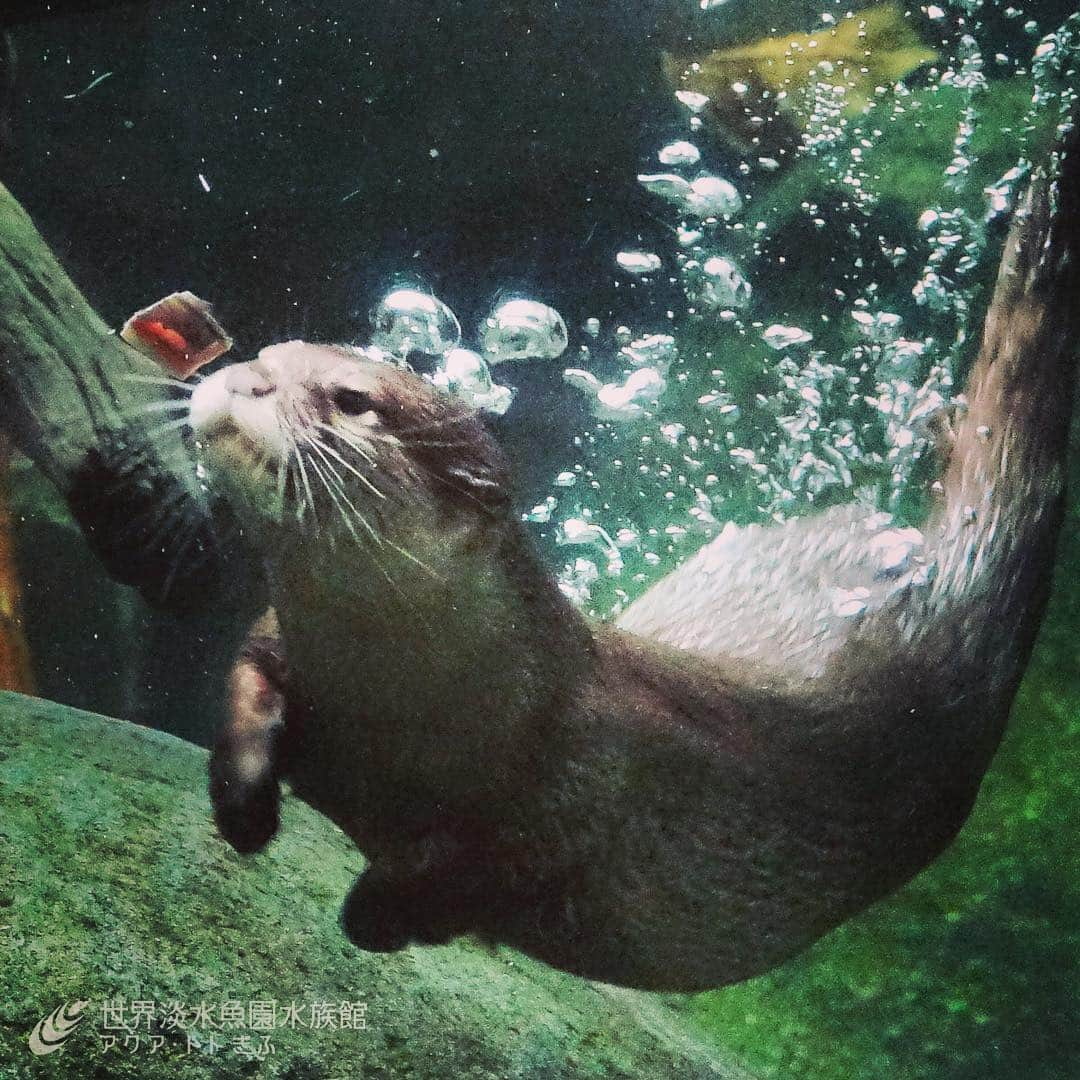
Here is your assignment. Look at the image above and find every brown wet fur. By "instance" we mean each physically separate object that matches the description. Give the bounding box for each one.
[208,136,1080,991]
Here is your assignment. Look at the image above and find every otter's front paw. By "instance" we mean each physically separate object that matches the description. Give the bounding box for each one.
[340,867,419,952]
[210,769,280,854]
[209,639,286,854]
[340,846,474,953]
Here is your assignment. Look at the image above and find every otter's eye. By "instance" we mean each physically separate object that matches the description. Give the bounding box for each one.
[332,388,375,416]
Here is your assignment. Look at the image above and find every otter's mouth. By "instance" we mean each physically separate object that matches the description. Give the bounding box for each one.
[187,368,292,521]
[190,362,290,458]
[192,413,242,447]
[197,422,283,479]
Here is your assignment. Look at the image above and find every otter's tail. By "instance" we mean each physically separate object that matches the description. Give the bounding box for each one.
[912,124,1080,706]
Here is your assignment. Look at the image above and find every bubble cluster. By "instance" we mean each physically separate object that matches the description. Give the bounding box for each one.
[637,171,742,220]
[685,176,743,218]
[430,348,514,416]
[368,288,569,415]
[636,172,693,204]
[516,4,1076,613]
[621,333,677,370]
[658,140,702,167]
[685,256,752,312]
[564,362,669,424]
[616,251,663,276]
[762,325,813,351]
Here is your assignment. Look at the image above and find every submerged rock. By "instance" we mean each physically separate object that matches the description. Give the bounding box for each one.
[0,693,740,1078]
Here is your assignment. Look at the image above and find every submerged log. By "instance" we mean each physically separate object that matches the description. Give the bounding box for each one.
[0,182,252,612]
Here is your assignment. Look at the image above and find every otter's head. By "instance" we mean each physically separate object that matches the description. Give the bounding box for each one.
[189,341,511,568]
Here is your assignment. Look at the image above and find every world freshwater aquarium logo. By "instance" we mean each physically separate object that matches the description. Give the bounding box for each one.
[26,996,369,1062]
[27,1001,89,1056]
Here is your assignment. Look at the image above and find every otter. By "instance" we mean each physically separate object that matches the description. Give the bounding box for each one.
[197,146,1078,993]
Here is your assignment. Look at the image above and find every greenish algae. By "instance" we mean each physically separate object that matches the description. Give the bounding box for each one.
[0,694,745,1079]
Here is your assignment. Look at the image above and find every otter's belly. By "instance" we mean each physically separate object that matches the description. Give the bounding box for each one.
[494,698,979,992]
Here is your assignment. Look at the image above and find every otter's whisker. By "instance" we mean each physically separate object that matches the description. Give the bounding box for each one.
[384,538,442,581]
[393,412,477,438]
[275,444,290,525]
[304,454,432,622]
[302,454,418,612]
[139,414,193,443]
[366,554,431,625]
[137,483,204,555]
[305,452,364,547]
[307,438,438,579]
[414,463,499,513]
[310,429,385,500]
[106,407,192,454]
[123,372,199,392]
[299,432,381,545]
[159,508,209,599]
[289,434,319,532]
[137,398,195,415]
[406,439,474,452]
[314,422,377,469]
[302,435,433,578]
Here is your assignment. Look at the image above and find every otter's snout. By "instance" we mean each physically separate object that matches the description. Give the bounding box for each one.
[224,362,276,400]
[189,359,285,459]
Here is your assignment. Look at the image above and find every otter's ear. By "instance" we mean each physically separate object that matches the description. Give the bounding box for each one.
[442,462,511,511]
[394,392,513,511]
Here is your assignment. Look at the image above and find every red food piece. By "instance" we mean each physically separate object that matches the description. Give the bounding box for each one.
[131,318,191,372]
[122,291,233,379]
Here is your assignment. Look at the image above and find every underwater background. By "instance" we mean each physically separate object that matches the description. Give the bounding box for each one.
[0,0,1078,1076]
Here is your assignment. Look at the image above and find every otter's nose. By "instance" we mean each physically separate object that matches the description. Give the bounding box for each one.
[226,363,276,399]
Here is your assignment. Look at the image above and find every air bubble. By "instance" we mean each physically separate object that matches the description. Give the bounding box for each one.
[480,299,568,363]
[370,288,461,357]
[658,140,701,166]
[616,251,663,275]
[762,325,814,350]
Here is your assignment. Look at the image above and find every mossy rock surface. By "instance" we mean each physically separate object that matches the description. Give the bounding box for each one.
[0,693,745,1079]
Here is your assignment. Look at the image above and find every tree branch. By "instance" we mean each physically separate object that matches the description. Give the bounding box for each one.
[0,181,253,611]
